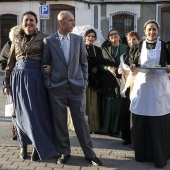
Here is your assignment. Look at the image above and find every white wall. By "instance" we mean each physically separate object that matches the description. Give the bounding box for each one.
[0,1,92,29]
[106,4,140,19]
[0,2,41,29]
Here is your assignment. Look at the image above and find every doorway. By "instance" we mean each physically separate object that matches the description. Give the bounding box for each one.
[0,14,17,50]
[161,6,170,41]
[43,4,75,35]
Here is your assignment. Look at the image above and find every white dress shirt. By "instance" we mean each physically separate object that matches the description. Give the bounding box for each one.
[58,31,70,64]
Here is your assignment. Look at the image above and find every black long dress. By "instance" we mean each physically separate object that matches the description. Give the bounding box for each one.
[129,40,170,168]
[86,44,102,132]
[119,49,132,144]
[100,44,127,135]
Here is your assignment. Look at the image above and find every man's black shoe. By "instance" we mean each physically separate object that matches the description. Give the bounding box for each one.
[56,154,70,164]
[85,157,102,166]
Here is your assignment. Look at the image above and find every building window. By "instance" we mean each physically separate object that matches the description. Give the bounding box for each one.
[0,14,17,49]
[161,6,170,41]
[112,14,134,38]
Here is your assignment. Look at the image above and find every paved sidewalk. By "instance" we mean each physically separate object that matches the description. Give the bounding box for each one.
[0,75,169,170]
[1,132,167,170]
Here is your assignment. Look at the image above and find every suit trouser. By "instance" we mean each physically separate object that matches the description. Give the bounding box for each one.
[48,86,96,159]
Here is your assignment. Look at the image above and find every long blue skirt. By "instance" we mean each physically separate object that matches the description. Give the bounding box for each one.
[11,59,57,160]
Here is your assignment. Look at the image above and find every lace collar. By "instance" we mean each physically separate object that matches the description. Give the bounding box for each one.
[146,38,157,43]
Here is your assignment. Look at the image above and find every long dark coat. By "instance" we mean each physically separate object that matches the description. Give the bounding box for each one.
[99,44,127,97]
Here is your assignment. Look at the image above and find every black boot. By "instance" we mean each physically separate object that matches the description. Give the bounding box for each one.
[31,148,39,161]
[20,146,27,160]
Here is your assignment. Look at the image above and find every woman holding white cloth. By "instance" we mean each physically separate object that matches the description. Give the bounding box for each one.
[130,20,170,168]
[118,31,140,145]
[119,31,141,98]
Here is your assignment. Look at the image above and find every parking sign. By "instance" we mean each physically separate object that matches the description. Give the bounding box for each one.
[40,5,50,19]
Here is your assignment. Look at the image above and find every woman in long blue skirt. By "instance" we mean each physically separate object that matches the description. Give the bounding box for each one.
[11,59,57,161]
[3,11,57,161]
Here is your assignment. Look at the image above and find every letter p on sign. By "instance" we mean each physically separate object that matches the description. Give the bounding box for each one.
[40,5,50,19]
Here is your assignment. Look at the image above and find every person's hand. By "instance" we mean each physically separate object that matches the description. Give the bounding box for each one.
[4,87,11,95]
[130,64,139,76]
[42,65,52,74]
[118,67,124,74]
[108,66,116,77]
[166,65,170,73]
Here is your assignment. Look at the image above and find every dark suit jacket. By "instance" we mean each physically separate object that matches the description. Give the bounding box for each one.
[100,44,127,97]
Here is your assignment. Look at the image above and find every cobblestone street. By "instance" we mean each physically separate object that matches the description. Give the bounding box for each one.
[0,73,169,170]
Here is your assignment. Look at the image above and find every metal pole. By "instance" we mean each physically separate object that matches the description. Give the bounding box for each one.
[39,0,47,33]
[42,20,47,33]
[156,0,159,22]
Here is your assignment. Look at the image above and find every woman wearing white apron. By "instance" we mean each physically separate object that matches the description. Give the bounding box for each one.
[130,20,170,168]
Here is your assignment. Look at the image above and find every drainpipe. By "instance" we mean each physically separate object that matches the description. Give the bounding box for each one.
[98,4,101,30]
[30,1,33,11]
[156,0,159,22]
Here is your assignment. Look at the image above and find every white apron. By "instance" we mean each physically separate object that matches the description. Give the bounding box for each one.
[130,39,170,116]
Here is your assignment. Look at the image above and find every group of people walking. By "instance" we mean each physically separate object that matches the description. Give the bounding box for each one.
[1,9,170,169]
